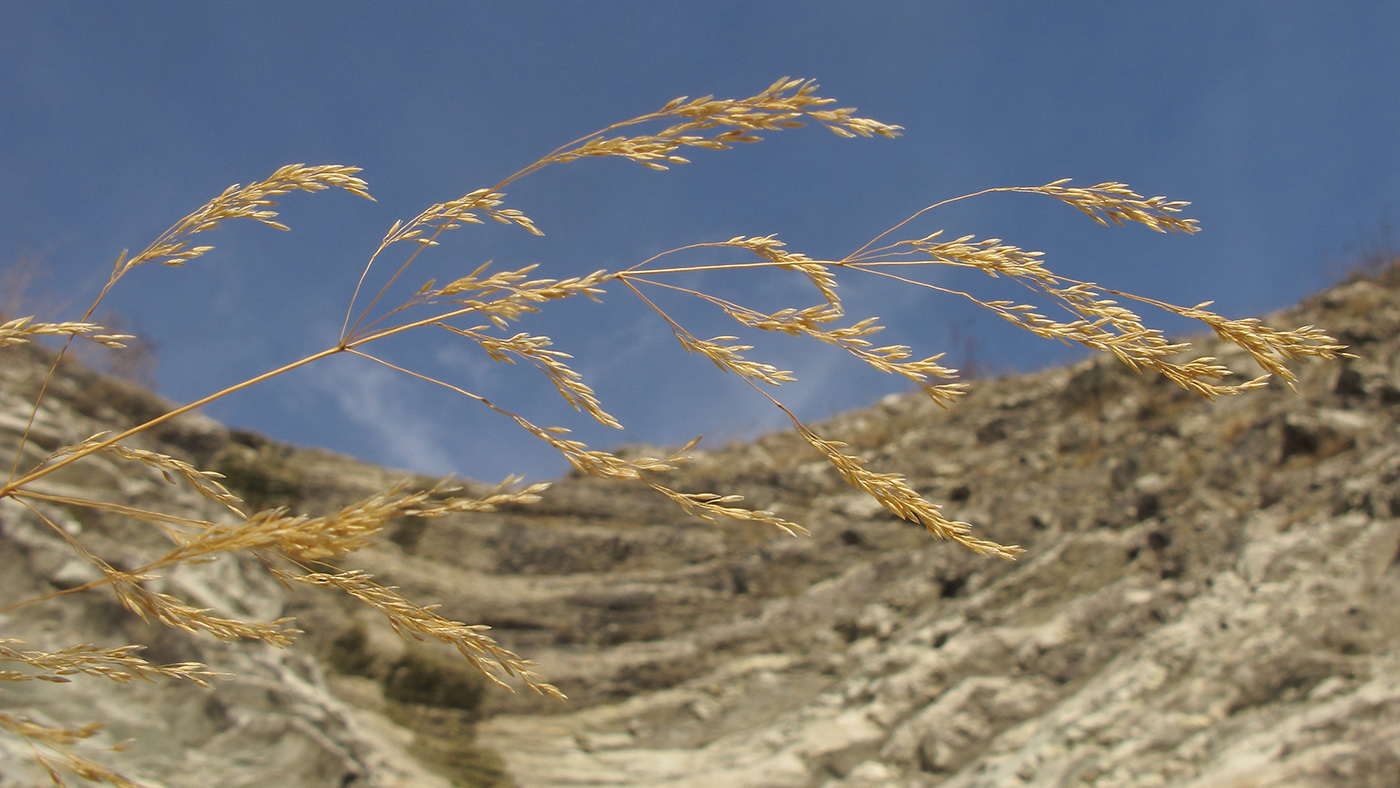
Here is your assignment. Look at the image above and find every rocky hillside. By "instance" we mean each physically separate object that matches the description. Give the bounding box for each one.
[3,265,1399,787]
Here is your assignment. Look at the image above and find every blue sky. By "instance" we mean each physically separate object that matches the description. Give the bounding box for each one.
[3,4,1398,482]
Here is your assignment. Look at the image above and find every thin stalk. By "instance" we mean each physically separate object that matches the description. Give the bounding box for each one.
[8,489,217,532]
[619,260,799,277]
[843,187,1017,263]
[343,225,447,343]
[1,345,344,498]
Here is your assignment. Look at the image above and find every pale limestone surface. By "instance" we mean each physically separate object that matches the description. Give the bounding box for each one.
[4,274,1400,787]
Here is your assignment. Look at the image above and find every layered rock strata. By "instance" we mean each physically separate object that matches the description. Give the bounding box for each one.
[3,270,1398,787]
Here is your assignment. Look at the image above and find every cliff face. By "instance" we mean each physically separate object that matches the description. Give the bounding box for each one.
[3,269,1399,788]
[468,274,1400,788]
[0,343,459,788]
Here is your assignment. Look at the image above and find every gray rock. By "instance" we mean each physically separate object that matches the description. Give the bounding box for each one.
[6,266,1400,787]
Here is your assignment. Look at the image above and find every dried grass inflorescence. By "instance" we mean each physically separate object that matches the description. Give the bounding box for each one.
[0,318,132,351]
[0,78,1343,785]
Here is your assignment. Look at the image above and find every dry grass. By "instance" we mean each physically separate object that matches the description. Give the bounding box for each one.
[0,77,1345,785]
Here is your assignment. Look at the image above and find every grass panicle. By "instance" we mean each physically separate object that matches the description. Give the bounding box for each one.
[286,569,563,700]
[0,640,226,688]
[0,79,1343,786]
[0,318,133,351]
[0,711,145,788]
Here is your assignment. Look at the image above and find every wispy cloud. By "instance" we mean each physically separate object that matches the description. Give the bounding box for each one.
[306,355,458,475]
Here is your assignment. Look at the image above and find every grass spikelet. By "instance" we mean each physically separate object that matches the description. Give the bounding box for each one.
[109,576,300,646]
[0,318,133,351]
[286,569,564,699]
[543,77,900,173]
[440,326,623,428]
[792,420,1021,558]
[153,478,549,565]
[0,640,226,688]
[0,711,147,788]
[645,482,809,536]
[108,164,371,283]
[1034,178,1200,234]
[45,434,244,514]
